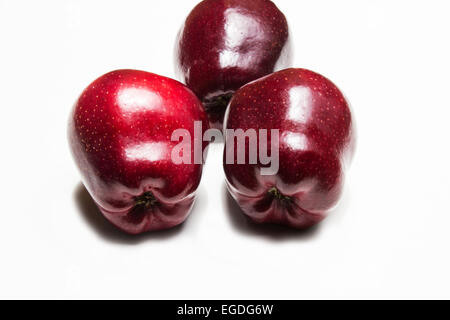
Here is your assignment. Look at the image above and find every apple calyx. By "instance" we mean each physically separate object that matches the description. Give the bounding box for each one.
[134,192,158,209]
[204,92,233,114]
[268,187,291,203]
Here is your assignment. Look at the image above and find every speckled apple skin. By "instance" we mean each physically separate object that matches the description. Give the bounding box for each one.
[175,0,292,129]
[69,70,209,235]
[223,68,356,229]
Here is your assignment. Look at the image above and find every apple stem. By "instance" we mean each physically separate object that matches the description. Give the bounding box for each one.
[134,192,158,209]
[268,187,291,202]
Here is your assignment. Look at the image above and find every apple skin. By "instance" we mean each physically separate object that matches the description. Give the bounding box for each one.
[223,68,356,229]
[69,70,209,235]
[175,0,292,130]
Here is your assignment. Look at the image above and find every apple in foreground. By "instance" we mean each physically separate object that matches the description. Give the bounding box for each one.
[175,0,292,129]
[69,70,209,234]
[223,68,356,229]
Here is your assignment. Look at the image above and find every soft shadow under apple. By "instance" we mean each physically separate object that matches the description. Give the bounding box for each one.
[222,182,322,241]
[73,183,189,244]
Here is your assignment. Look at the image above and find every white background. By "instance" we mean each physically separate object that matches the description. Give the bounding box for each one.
[0,0,449,299]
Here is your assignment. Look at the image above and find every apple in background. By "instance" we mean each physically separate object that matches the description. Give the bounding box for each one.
[223,68,356,229]
[69,70,209,235]
[175,0,292,129]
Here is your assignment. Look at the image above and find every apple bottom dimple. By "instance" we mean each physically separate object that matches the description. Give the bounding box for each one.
[98,195,196,235]
[202,92,234,129]
[227,185,326,229]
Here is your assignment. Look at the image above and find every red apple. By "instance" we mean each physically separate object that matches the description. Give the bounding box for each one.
[223,68,356,229]
[175,0,292,129]
[69,70,209,234]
